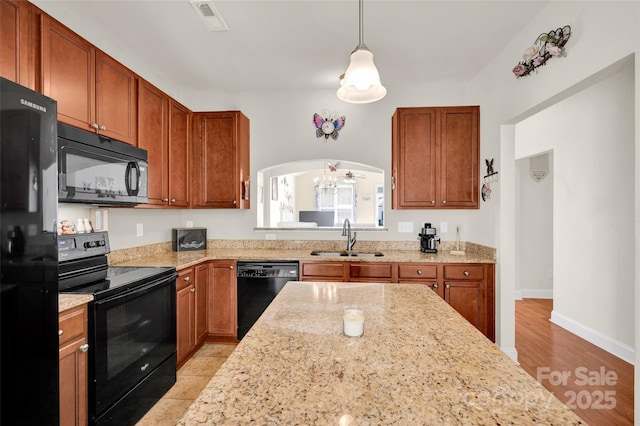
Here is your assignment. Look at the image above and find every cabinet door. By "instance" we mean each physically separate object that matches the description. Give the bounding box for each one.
[207,261,237,337]
[443,280,485,336]
[0,0,32,87]
[137,79,169,206]
[95,51,137,144]
[193,111,249,208]
[439,106,479,208]
[59,304,88,426]
[168,99,190,207]
[176,269,195,365]
[41,16,95,130]
[392,108,437,209]
[59,337,88,426]
[194,263,209,344]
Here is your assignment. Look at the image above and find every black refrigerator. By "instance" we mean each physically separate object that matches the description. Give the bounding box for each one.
[0,77,59,424]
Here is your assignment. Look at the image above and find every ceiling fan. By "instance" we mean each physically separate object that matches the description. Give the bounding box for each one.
[342,170,366,183]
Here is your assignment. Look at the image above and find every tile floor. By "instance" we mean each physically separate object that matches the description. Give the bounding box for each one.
[136,344,237,426]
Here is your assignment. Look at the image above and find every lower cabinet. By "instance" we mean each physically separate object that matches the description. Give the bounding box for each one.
[207,260,237,339]
[302,260,495,342]
[59,304,89,426]
[176,267,196,366]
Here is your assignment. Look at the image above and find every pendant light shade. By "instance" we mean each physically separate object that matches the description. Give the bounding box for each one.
[337,0,386,104]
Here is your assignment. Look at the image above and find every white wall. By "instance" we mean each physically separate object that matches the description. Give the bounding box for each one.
[516,66,634,354]
[515,154,553,299]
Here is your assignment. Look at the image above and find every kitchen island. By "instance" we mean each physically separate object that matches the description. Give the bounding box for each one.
[177,282,583,425]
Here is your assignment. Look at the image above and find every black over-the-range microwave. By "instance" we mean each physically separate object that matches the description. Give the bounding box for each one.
[57,122,148,206]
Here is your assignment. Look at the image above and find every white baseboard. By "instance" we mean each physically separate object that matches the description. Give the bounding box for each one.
[517,289,553,299]
[500,346,519,364]
[550,310,635,365]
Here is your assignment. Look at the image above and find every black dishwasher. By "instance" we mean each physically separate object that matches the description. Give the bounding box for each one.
[236,261,299,340]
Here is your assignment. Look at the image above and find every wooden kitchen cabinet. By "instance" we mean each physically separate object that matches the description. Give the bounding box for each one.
[194,263,209,344]
[191,111,250,209]
[349,262,395,283]
[300,261,349,282]
[207,260,237,339]
[1,0,35,88]
[41,16,137,144]
[392,106,479,209]
[137,78,169,206]
[168,99,191,207]
[397,263,440,293]
[59,304,88,426]
[442,264,494,341]
[176,268,195,366]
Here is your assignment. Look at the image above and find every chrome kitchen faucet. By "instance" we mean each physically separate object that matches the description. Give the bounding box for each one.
[342,218,357,252]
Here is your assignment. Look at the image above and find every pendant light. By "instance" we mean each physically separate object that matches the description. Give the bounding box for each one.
[337,0,386,104]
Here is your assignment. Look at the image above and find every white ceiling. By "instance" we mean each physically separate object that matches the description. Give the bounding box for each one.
[32,0,547,94]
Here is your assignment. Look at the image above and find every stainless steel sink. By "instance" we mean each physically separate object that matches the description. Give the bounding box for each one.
[310,250,383,257]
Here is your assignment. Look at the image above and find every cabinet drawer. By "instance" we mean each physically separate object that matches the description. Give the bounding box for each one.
[300,262,346,279]
[59,304,87,347]
[350,263,393,280]
[443,265,484,280]
[177,268,194,291]
[398,264,437,280]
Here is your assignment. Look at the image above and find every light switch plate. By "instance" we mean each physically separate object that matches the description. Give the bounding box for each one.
[440,222,448,233]
[398,222,413,233]
[136,223,143,237]
[265,233,276,240]
[186,220,194,228]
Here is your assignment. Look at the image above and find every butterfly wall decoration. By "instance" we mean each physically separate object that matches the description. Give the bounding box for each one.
[313,110,346,140]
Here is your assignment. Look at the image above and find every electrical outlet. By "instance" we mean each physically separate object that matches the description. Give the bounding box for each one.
[136,223,143,237]
[398,222,413,233]
[186,220,194,228]
[440,222,448,233]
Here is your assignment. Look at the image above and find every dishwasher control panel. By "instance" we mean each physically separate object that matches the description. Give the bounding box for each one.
[236,261,299,278]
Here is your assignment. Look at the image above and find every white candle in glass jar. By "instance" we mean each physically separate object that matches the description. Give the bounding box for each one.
[343,306,364,337]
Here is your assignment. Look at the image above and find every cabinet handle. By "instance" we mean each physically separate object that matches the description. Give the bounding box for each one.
[232,200,237,205]
[162,198,169,202]
[391,176,396,190]
[90,123,99,131]
[464,271,469,276]
[190,287,195,293]
[58,330,63,337]
[431,200,435,205]
[432,283,438,289]
[99,125,107,131]
[229,265,234,270]
[184,276,190,281]
[416,269,422,275]
[79,344,89,353]
[446,284,451,289]
[171,198,176,203]
[442,200,447,205]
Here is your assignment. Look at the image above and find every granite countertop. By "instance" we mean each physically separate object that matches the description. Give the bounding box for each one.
[178,282,583,425]
[112,245,495,271]
[58,294,93,313]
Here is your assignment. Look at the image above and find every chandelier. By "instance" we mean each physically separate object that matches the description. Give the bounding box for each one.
[314,171,337,193]
[336,0,386,104]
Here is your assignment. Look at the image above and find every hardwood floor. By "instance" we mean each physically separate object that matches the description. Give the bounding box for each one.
[516,298,634,425]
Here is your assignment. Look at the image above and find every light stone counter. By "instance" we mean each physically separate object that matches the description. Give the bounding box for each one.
[178,282,583,425]
[58,293,93,313]
[111,243,495,271]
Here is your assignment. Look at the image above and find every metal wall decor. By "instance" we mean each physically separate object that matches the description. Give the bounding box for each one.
[482,158,499,202]
[513,25,571,78]
[313,109,346,140]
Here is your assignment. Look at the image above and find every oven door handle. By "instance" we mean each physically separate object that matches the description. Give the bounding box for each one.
[94,273,178,307]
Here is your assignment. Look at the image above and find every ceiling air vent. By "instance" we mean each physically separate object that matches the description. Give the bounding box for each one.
[189,0,228,32]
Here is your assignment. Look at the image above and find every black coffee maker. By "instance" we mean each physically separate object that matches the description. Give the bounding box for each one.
[418,223,440,253]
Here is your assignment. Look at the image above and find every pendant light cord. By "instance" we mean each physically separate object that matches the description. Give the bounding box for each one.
[359,0,364,46]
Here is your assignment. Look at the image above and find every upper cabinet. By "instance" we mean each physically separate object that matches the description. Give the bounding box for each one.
[191,111,250,209]
[1,0,35,88]
[392,106,479,209]
[41,16,137,144]
[168,99,191,207]
[137,78,169,206]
